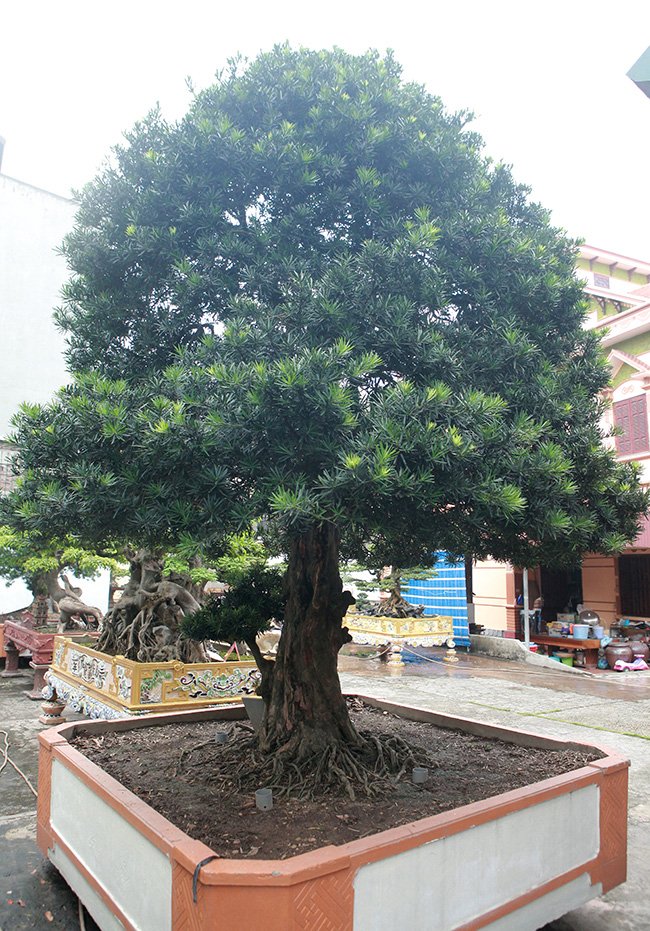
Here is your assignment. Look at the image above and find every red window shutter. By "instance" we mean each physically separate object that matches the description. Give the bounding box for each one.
[631,395,649,453]
[614,395,649,455]
[614,400,632,455]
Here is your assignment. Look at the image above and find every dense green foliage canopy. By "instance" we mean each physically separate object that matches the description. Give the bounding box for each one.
[7,46,646,571]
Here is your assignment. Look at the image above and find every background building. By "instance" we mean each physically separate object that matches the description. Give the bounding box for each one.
[579,245,650,626]
[466,245,650,636]
[0,142,108,614]
[0,140,74,440]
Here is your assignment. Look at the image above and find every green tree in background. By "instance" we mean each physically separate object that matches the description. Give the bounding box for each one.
[0,527,117,626]
[6,47,647,786]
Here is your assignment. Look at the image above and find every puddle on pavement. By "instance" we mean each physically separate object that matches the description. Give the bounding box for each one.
[338,650,650,702]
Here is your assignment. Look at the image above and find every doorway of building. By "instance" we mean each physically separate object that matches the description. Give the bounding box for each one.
[618,553,650,619]
[539,566,583,623]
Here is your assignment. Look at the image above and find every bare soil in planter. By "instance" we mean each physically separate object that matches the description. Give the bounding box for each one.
[70,699,601,860]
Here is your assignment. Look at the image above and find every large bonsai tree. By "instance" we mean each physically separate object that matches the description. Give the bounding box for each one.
[7,47,647,788]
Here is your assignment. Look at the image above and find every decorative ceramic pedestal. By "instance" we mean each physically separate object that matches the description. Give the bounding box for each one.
[39,693,67,726]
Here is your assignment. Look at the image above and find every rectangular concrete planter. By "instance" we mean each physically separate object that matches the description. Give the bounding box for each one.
[45,636,260,719]
[36,697,629,931]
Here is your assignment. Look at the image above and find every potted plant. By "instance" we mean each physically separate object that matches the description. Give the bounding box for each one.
[37,695,629,931]
[4,45,644,929]
[42,547,265,721]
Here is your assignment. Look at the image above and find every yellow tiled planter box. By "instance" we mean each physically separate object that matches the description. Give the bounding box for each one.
[44,636,260,720]
[346,612,454,647]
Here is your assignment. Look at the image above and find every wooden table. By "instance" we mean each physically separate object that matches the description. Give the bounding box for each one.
[531,635,601,667]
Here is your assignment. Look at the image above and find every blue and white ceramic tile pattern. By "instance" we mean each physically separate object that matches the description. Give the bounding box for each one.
[402,552,470,647]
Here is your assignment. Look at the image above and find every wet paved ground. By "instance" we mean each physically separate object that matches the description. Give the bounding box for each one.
[0,665,100,931]
[342,646,650,701]
[1,650,650,930]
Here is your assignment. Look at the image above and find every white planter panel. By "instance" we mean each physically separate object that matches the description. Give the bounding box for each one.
[49,844,127,931]
[50,760,172,931]
[484,873,601,931]
[353,785,600,931]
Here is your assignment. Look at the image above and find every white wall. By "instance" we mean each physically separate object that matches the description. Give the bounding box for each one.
[0,568,111,615]
[0,174,74,438]
[473,558,510,632]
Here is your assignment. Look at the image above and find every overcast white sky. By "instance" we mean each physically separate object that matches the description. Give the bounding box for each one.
[2,0,650,260]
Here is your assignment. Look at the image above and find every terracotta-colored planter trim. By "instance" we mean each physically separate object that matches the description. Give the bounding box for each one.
[346,769,602,869]
[356,694,616,754]
[37,694,629,931]
[36,742,55,855]
[179,767,604,888]
[593,762,628,892]
[39,698,629,878]
[39,727,190,856]
[48,742,190,856]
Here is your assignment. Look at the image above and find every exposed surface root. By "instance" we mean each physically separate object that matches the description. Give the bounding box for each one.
[177,721,429,802]
[70,702,603,861]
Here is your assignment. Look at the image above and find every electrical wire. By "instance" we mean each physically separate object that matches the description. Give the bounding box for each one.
[0,729,37,797]
[1,730,88,930]
[346,643,453,664]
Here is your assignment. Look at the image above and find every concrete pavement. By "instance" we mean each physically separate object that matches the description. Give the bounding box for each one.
[0,664,100,931]
[1,649,650,930]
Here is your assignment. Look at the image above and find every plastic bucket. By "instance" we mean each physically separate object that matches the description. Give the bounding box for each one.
[572,624,589,639]
[560,655,574,666]
[593,625,604,639]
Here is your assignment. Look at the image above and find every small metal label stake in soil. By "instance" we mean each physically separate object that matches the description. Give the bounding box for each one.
[412,766,429,783]
[255,788,273,810]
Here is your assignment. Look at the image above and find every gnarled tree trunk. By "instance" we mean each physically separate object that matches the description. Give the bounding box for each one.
[31,568,104,630]
[96,549,206,662]
[55,574,104,631]
[259,523,358,759]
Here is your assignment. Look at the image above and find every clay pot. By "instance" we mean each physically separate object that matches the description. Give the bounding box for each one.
[605,642,634,670]
[628,641,650,663]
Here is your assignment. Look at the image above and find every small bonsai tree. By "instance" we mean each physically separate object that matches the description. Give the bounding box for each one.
[0,526,116,627]
[343,562,435,617]
[181,563,285,700]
